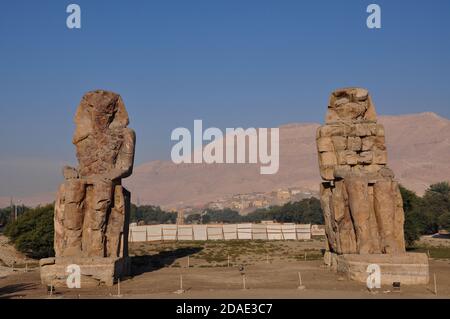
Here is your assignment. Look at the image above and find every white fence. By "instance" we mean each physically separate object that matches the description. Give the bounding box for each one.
[129,223,324,242]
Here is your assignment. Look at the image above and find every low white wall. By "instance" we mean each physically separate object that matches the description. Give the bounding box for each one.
[129,223,321,242]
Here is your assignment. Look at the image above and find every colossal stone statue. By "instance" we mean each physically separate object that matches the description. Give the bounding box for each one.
[40,90,135,286]
[317,88,429,285]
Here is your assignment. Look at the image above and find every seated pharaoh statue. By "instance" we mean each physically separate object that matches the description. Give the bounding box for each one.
[40,90,136,286]
[317,87,405,255]
[316,88,429,285]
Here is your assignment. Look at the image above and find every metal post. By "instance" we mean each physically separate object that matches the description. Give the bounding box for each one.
[10,197,13,222]
[298,271,305,290]
[434,273,438,296]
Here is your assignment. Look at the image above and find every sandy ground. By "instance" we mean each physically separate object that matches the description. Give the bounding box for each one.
[1,238,450,299]
[0,235,36,279]
[0,235,30,266]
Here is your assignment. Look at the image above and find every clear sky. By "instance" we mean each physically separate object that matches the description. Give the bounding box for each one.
[0,0,449,198]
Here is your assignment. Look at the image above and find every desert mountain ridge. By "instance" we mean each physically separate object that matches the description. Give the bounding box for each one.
[124,112,450,210]
[1,112,450,209]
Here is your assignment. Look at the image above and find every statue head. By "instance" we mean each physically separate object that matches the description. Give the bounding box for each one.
[73,90,129,143]
[86,90,120,131]
[326,87,377,124]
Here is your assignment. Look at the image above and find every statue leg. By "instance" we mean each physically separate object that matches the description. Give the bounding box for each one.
[333,181,358,254]
[373,180,402,254]
[63,179,85,256]
[85,179,113,257]
[106,185,125,258]
[54,183,65,257]
[320,183,339,253]
[344,176,375,254]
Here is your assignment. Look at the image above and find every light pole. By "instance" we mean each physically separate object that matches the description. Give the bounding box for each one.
[15,200,21,220]
[10,197,14,222]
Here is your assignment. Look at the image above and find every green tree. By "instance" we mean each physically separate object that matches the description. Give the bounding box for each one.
[4,204,55,259]
[0,207,12,227]
[130,205,177,224]
[186,213,201,224]
[204,208,241,223]
[244,197,323,224]
[437,212,450,231]
[201,214,211,224]
[399,185,422,246]
[422,182,450,233]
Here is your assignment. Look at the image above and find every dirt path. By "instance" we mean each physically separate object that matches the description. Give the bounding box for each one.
[1,259,449,299]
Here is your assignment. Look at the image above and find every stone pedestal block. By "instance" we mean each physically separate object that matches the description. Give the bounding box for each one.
[335,253,429,285]
[40,256,130,287]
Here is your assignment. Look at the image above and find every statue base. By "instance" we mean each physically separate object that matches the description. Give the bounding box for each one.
[39,256,130,287]
[325,252,429,285]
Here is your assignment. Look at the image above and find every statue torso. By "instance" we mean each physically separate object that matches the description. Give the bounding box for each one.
[75,128,125,177]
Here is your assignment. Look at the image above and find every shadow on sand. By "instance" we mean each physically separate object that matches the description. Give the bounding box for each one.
[130,247,203,276]
[0,283,39,299]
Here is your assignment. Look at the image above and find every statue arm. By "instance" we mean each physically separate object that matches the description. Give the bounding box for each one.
[103,128,136,181]
[63,165,79,180]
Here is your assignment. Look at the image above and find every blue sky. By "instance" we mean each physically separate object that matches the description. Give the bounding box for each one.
[0,0,449,197]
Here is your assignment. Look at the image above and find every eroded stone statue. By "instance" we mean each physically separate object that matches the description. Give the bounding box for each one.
[55,90,135,258]
[41,90,135,286]
[317,88,428,285]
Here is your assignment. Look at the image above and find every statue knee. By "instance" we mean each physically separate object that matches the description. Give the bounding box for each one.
[64,179,85,203]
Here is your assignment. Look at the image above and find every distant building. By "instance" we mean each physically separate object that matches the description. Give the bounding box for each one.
[277,189,291,201]
[252,199,269,208]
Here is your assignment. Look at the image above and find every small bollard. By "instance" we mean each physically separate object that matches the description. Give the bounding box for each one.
[47,284,55,296]
[434,273,438,296]
[174,274,185,294]
[117,278,122,297]
[297,272,305,290]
